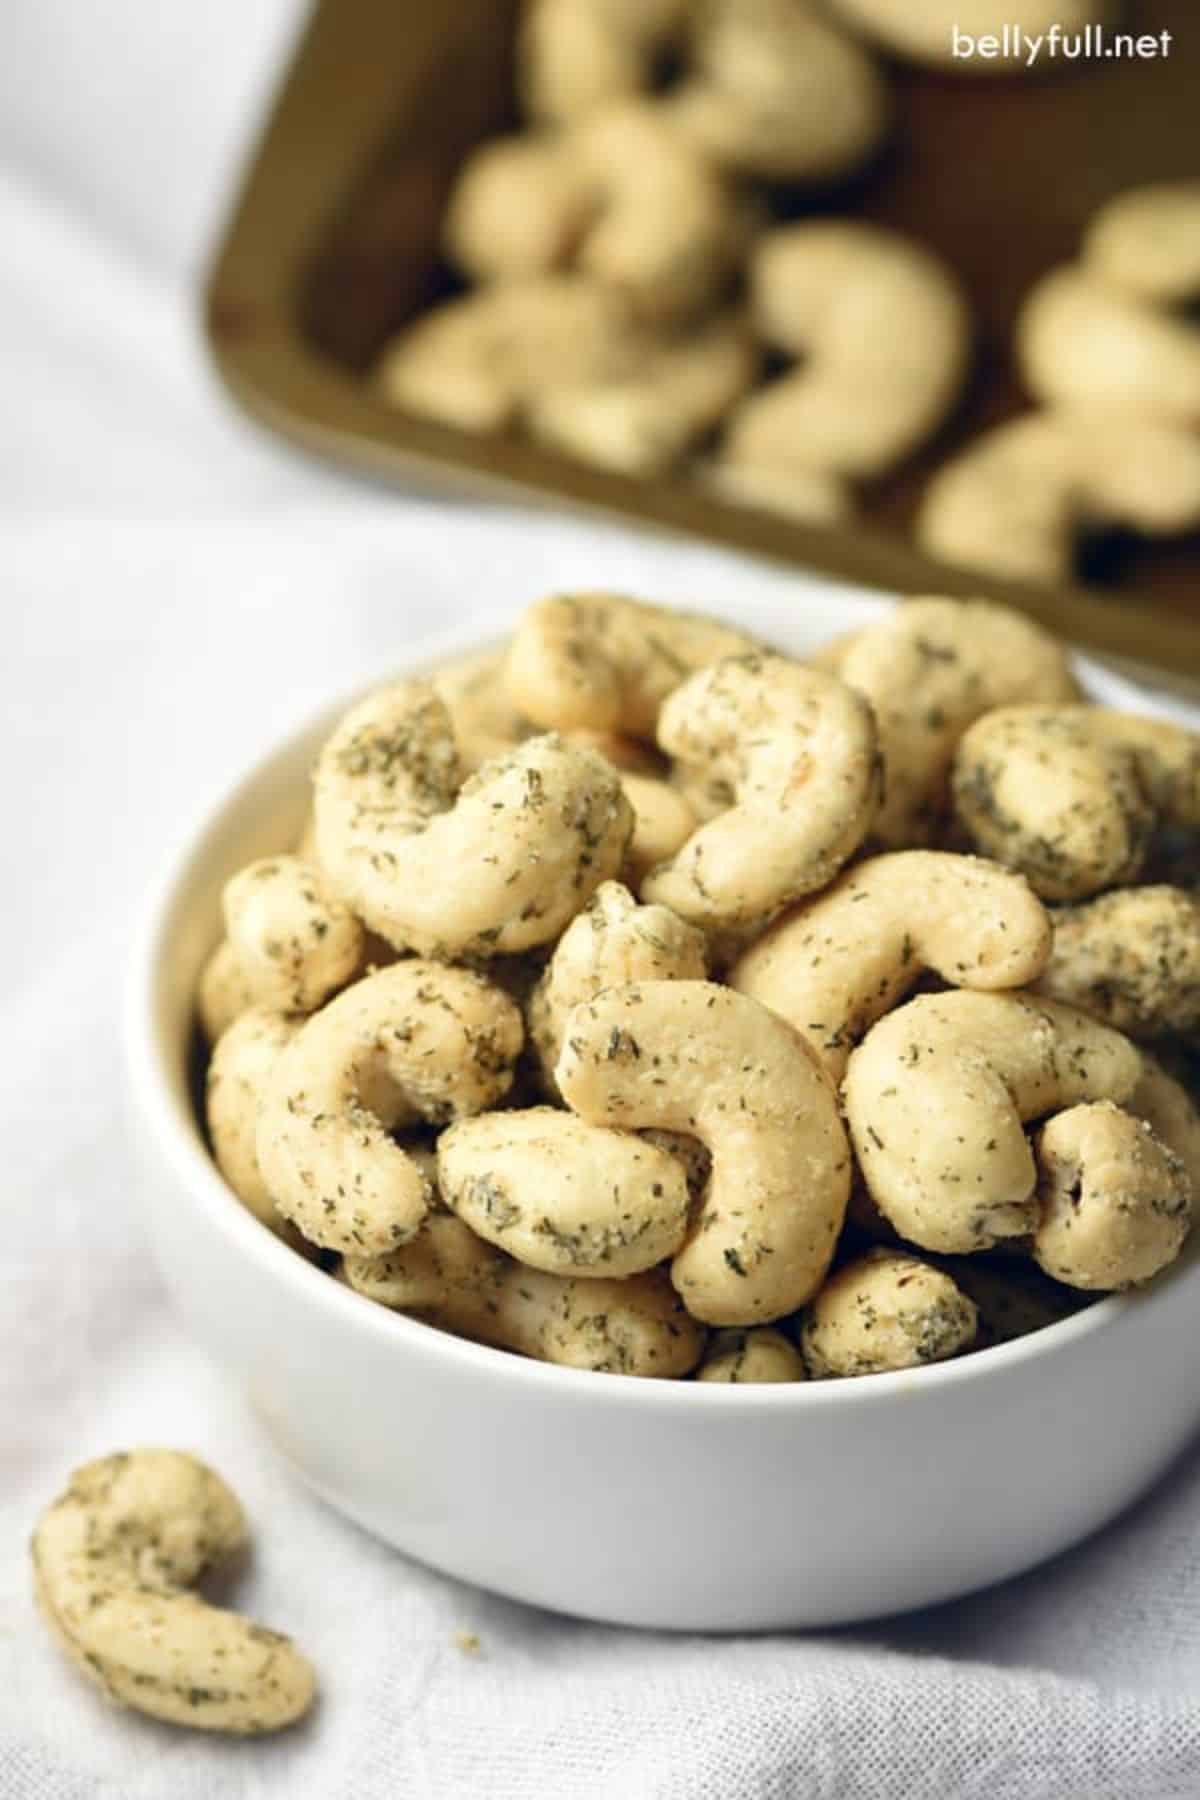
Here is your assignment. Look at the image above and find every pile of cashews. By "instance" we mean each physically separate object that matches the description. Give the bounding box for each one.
[195,589,1200,1394]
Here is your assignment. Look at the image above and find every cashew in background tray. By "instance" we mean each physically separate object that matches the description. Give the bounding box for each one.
[801,1249,978,1379]
[825,0,1112,71]
[518,0,687,125]
[1036,886,1200,1038]
[1084,182,1200,308]
[642,654,881,929]
[557,980,851,1324]
[256,961,523,1254]
[696,1326,807,1383]
[32,1450,314,1734]
[314,681,632,958]
[953,705,1200,900]
[843,991,1143,1253]
[729,851,1051,1080]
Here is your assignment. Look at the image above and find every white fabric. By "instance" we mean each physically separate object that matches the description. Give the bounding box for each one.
[3,5,1200,1796]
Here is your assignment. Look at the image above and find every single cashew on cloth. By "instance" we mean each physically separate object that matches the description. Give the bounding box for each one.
[641,655,881,930]
[556,980,851,1325]
[313,679,632,958]
[843,990,1143,1253]
[31,1450,315,1734]
[256,961,524,1255]
[801,1249,978,1379]
[729,851,1052,1081]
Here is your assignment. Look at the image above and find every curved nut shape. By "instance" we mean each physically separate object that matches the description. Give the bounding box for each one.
[517,0,687,124]
[667,0,889,181]
[1033,1101,1191,1290]
[556,981,851,1325]
[31,1450,314,1734]
[830,596,1077,847]
[437,1106,691,1277]
[197,938,256,1044]
[801,1249,977,1379]
[726,223,970,481]
[206,1008,302,1235]
[1016,266,1200,428]
[917,409,1200,585]
[256,962,523,1254]
[843,991,1143,1253]
[222,855,363,1015]
[641,655,881,929]
[729,851,1052,1080]
[1036,886,1200,1038]
[431,648,532,772]
[825,0,1111,70]
[697,1327,807,1384]
[528,879,707,1088]
[953,705,1200,900]
[1127,1055,1200,1192]
[699,456,854,527]
[1083,181,1200,305]
[505,592,757,738]
[314,682,632,957]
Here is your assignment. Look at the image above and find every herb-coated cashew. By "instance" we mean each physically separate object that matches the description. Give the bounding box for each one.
[843,991,1143,1253]
[916,409,1200,585]
[729,852,1052,1080]
[222,855,364,1016]
[1127,1055,1200,1193]
[953,705,1200,901]
[641,655,881,930]
[825,0,1110,71]
[31,1451,315,1735]
[206,1007,302,1236]
[556,981,851,1324]
[1083,182,1200,306]
[505,592,757,738]
[1033,1101,1191,1290]
[255,962,523,1254]
[437,1106,691,1276]
[314,681,632,958]
[1017,266,1200,429]
[696,1327,807,1383]
[517,0,687,124]
[528,879,707,1088]
[1036,886,1200,1038]
[829,596,1078,847]
[801,1249,977,1379]
[431,648,532,772]
[196,938,257,1044]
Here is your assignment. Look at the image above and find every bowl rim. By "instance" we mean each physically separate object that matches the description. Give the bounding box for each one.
[125,590,1200,1414]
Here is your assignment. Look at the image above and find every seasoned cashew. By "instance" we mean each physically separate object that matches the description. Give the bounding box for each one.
[437,1106,691,1276]
[1083,182,1200,307]
[916,409,1200,586]
[1017,266,1200,429]
[206,1007,302,1235]
[621,774,699,887]
[720,224,970,497]
[314,681,632,958]
[697,1327,807,1383]
[953,705,1200,900]
[666,0,890,181]
[196,938,256,1044]
[1036,886,1200,1038]
[843,991,1143,1253]
[826,597,1080,846]
[557,981,851,1324]
[505,592,757,738]
[641,655,881,930]
[825,0,1111,71]
[801,1249,977,1379]
[256,961,523,1254]
[431,648,532,772]
[517,0,687,124]
[729,852,1051,1080]
[1033,1101,1191,1290]
[529,880,706,1087]
[1127,1054,1200,1192]
[31,1451,314,1734]
[221,855,364,1015]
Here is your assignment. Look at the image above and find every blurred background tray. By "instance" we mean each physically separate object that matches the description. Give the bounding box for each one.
[206,0,1200,687]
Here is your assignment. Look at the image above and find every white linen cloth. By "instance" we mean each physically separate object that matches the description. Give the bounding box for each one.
[4,5,1200,1795]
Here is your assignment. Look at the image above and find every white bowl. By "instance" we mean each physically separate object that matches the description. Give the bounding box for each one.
[126,586,1200,1631]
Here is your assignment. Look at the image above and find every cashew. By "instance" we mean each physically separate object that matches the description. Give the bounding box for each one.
[825,0,1111,71]
[505,592,757,738]
[1083,182,1200,307]
[801,1249,977,1379]
[255,961,523,1254]
[825,596,1080,846]
[953,705,1200,900]
[916,408,1200,586]
[313,681,632,957]
[221,855,364,1015]
[31,1450,314,1734]
[698,456,855,527]
[1017,266,1200,429]
[641,654,881,930]
[696,1327,807,1383]
[621,774,699,888]
[206,1007,302,1235]
[729,852,1052,1080]
[1033,1101,1191,1290]
[843,991,1143,1252]
[1036,886,1200,1038]
[667,0,890,182]
[556,981,851,1324]
[517,0,687,124]
[437,1106,691,1276]
[528,880,707,1088]
[1127,1054,1200,1192]
[196,938,256,1044]
[720,224,970,498]
[431,648,532,772]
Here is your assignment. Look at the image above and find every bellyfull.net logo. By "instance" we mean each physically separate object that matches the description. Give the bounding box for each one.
[951,22,1173,67]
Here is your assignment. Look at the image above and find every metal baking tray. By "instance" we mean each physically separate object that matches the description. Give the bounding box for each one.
[205,0,1200,686]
